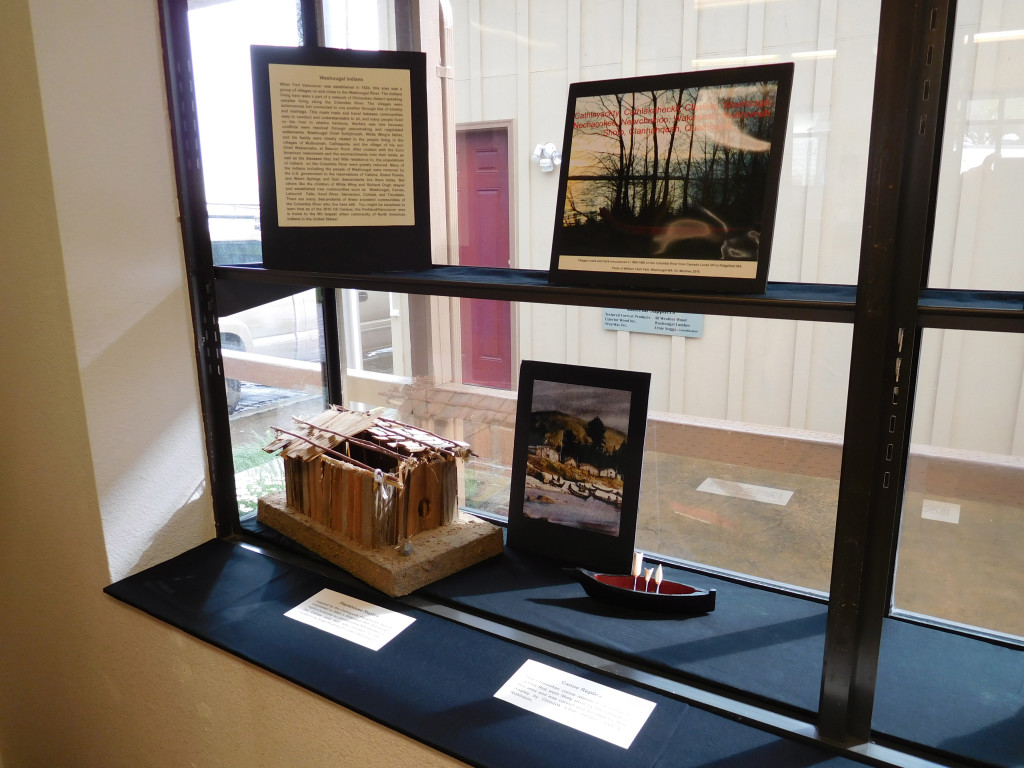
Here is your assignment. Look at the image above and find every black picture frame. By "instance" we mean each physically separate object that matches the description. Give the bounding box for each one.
[250,45,432,274]
[507,361,651,573]
[548,63,794,294]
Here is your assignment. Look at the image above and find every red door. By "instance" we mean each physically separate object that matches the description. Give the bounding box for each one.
[456,127,513,389]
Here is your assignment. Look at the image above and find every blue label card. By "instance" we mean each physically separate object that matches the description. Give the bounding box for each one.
[602,309,703,338]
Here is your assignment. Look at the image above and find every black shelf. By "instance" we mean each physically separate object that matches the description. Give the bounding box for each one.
[918,287,1024,332]
[215,264,858,322]
[215,264,1024,331]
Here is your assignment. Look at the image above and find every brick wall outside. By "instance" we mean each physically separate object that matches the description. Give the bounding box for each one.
[388,381,1024,508]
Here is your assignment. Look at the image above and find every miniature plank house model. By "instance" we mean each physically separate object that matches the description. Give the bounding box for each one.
[257,406,503,596]
[268,407,465,547]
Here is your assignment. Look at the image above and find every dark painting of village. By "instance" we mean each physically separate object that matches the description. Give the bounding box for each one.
[522,380,634,537]
[551,68,791,288]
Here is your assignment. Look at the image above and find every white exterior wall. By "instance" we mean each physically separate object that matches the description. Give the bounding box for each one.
[450,0,1024,457]
[912,1,1024,457]
[451,0,874,437]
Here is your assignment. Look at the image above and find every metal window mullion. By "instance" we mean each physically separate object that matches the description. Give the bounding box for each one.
[297,0,346,406]
[320,288,344,404]
[819,0,957,745]
[159,0,241,537]
[871,0,959,621]
[299,0,323,47]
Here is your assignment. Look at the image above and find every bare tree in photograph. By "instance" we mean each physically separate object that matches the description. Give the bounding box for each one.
[560,79,779,261]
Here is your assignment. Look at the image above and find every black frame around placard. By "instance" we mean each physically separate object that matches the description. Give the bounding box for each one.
[251,45,431,273]
[549,64,793,294]
[506,361,651,574]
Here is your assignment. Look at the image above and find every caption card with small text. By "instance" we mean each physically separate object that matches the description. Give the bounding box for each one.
[285,588,414,651]
[494,659,655,749]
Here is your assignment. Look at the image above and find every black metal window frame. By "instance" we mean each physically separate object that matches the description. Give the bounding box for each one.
[160,0,1023,757]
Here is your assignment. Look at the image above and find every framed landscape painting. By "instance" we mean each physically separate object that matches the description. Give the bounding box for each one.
[548,63,794,294]
[507,361,651,573]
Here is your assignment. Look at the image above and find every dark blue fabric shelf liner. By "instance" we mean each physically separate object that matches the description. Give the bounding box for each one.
[419,547,1024,768]
[419,547,827,714]
[105,539,859,768]
[874,619,1024,767]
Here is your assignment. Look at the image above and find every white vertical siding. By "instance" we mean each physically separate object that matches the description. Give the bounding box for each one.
[450,0,1024,457]
[913,1,1024,457]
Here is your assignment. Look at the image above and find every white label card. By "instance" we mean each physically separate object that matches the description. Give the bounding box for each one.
[494,659,656,749]
[285,588,415,651]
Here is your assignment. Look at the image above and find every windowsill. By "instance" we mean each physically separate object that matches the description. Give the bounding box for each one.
[104,536,1022,768]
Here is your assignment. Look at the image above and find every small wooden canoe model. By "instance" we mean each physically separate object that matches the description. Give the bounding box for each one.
[576,569,716,614]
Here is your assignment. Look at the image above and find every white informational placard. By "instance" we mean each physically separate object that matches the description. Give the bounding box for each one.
[494,659,656,749]
[285,588,415,651]
[268,63,415,228]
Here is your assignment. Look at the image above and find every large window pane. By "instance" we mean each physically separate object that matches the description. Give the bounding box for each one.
[451,0,881,284]
[878,329,1023,768]
[221,289,328,520]
[340,294,850,593]
[928,0,1024,290]
[338,289,403,375]
[189,0,395,266]
[188,0,300,265]
[322,0,396,50]
[895,328,1024,637]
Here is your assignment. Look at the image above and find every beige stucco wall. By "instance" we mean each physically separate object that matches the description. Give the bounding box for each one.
[0,1,465,765]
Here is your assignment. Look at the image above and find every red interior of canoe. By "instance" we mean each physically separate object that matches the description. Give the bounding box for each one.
[593,573,700,595]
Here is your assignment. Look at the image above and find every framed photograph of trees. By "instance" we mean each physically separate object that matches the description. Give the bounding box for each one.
[506,361,651,573]
[548,64,793,294]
